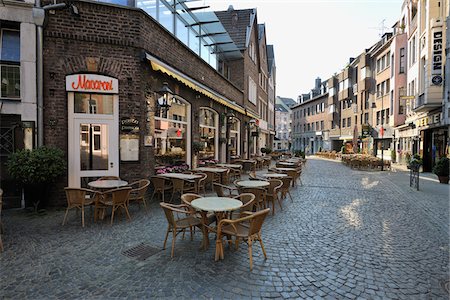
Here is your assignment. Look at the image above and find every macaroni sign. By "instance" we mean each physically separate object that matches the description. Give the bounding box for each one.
[66,74,119,93]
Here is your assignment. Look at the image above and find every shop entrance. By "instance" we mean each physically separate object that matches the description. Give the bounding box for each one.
[66,74,119,187]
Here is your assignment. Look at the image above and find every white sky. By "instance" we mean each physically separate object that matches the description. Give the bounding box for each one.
[205,0,404,100]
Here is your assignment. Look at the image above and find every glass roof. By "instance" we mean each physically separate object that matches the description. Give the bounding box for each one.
[175,0,242,60]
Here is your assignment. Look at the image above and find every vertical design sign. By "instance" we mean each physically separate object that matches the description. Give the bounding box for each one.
[431,26,443,86]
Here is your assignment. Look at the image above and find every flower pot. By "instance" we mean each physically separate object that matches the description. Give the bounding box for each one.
[437,175,449,184]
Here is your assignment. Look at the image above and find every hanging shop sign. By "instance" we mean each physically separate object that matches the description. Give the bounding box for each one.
[120,117,140,133]
[361,124,371,137]
[66,74,119,93]
[431,26,443,86]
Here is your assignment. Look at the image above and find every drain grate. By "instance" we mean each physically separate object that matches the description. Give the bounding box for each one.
[441,280,450,294]
[122,243,161,261]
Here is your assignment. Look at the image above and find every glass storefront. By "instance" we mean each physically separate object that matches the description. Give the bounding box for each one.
[229,118,240,156]
[154,97,189,165]
[199,108,217,160]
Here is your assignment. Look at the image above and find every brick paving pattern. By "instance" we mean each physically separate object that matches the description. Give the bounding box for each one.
[1,157,449,299]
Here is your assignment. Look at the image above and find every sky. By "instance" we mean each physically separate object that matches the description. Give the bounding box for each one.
[204,0,404,101]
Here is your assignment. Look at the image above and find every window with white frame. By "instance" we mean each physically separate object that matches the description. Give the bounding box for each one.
[248,76,257,105]
[1,28,20,99]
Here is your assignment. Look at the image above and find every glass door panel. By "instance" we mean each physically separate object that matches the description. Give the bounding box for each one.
[79,123,109,171]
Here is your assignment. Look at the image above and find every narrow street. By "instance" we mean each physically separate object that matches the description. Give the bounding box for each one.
[1,157,449,299]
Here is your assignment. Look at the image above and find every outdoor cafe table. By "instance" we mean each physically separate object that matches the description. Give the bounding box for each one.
[193,167,229,183]
[235,180,270,188]
[260,173,287,179]
[276,162,297,167]
[275,167,297,172]
[191,197,243,250]
[88,180,129,190]
[157,173,202,180]
[216,164,242,169]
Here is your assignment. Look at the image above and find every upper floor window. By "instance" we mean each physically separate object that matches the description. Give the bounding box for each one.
[1,28,20,99]
[248,76,257,105]
[249,42,256,63]
[399,48,406,73]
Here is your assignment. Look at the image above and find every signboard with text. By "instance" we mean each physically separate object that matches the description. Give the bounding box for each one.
[66,74,119,93]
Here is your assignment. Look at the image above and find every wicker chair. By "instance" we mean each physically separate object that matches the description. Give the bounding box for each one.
[280,176,293,202]
[215,208,270,270]
[95,187,132,225]
[160,202,202,258]
[170,178,195,203]
[181,193,216,227]
[265,179,283,215]
[204,171,221,191]
[193,173,207,195]
[213,183,239,197]
[230,167,242,181]
[128,179,150,210]
[150,176,173,203]
[231,193,256,218]
[63,187,98,227]
[238,187,266,211]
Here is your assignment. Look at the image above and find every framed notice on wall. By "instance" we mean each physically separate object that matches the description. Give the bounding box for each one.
[120,134,139,161]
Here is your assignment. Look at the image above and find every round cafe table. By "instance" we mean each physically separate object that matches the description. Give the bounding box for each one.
[235,180,270,188]
[88,180,128,189]
[191,197,242,250]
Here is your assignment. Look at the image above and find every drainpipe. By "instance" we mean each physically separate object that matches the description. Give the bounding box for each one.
[33,2,66,147]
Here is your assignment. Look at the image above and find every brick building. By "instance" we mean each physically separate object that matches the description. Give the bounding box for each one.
[40,0,271,205]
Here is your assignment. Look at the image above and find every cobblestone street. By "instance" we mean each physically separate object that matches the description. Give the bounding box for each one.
[1,157,449,299]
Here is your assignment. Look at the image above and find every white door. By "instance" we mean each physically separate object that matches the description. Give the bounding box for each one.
[68,92,119,187]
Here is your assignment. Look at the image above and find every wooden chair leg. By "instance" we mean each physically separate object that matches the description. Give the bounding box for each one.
[124,205,131,221]
[62,207,70,225]
[163,227,170,249]
[258,234,267,259]
[81,206,85,227]
[110,207,116,225]
[248,237,253,270]
[171,230,177,258]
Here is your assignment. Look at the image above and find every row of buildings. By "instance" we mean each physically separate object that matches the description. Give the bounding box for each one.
[291,0,449,172]
[0,0,277,207]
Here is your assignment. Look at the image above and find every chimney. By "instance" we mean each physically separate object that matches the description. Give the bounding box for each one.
[315,77,321,90]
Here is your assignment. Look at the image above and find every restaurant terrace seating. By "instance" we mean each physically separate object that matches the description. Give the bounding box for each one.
[213,183,238,197]
[63,187,97,227]
[265,179,283,215]
[160,202,202,258]
[128,179,150,210]
[280,176,293,202]
[215,208,270,270]
[170,177,195,202]
[238,187,266,211]
[232,193,256,218]
[150,176,173,203]
[95,187,132,225]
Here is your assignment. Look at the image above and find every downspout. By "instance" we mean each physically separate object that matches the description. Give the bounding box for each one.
[33,2,67,147]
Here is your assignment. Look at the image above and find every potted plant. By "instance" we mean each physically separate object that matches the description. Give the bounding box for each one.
[7,147,66,212]
[407,154,422,171]
[192,141,205,168]
[432,157,449,184]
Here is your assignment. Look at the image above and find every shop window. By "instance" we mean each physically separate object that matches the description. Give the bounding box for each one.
[199,108,218,160]
[229,118,240,156]
[154,96,189,165]
[74,93,114,114]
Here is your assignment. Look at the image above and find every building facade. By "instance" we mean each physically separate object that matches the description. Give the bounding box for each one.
[274,96,296,152]
[35,0,274,206]
[0,0,37,208]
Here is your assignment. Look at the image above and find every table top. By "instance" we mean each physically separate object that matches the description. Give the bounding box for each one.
[191,197,242,212]
[236,159,256,163]
[88,180,129,189]
[235,180,270,188]
[158,173,202,180]
[194,167,228,173]
[276,168,297,172]
[260,173,288,178]
[216,164,242,169]
[277,162,297,166]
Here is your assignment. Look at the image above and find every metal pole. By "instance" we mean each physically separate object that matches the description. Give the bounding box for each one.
[225,119,230,163]
[381,94,384,171]
[35,0,44,147]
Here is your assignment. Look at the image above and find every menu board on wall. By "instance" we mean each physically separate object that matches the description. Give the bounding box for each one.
[120,135,139,161]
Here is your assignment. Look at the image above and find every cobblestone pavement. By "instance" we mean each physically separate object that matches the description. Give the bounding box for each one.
[1,157,449,299]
